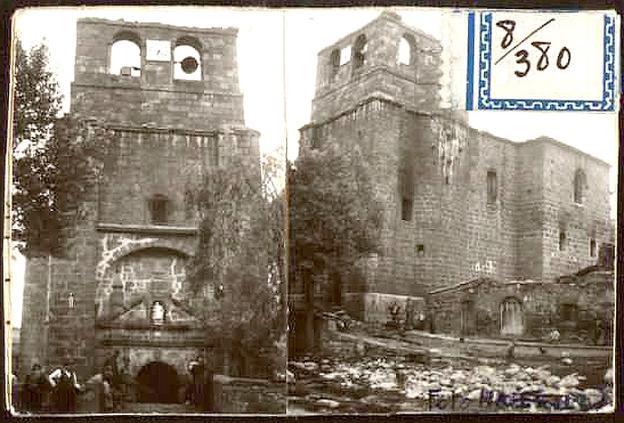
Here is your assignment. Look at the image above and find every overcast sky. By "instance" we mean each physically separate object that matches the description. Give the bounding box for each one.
[9,6,619,328]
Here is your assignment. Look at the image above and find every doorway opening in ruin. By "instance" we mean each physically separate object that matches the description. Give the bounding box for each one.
[500,297,524,336]
[460,299,476,335]
[136,361,180,403]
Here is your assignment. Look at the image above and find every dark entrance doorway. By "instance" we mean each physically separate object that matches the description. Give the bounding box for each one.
[136,362,180,403]
[460,299,476,336]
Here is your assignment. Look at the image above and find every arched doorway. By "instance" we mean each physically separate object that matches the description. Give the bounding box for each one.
[500,297,524,336]
[136,362,180,403]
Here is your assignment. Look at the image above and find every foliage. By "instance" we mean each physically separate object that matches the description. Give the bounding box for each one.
[187,151,285,376]
[11,41,110,256]
[289,142,382,282]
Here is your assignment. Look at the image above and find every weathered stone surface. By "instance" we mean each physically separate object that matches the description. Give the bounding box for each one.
[19,17,261,386]
[293,12,613,331]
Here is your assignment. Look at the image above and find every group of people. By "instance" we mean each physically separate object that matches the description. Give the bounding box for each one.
[18,360,82,413]
[17,352,131,414]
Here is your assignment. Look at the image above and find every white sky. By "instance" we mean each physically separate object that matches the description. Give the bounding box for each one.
[9,6,619,328]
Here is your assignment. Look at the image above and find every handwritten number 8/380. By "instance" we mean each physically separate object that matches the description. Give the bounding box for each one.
[496,19,571,77]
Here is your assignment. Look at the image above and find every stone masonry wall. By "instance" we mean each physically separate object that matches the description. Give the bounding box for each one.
[297,95,612,320]
[20,18,257,382]
[539,140,612,280]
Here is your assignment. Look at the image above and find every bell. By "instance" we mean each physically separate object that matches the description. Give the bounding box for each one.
[181,56,199,74]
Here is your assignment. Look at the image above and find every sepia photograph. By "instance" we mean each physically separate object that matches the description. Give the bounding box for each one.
[7,6,286,414]
[285,8,618,414]
[4,4,619,417]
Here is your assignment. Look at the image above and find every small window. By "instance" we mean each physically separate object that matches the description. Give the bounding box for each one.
[401,197,413,221]
[110,39,141,77]
[151,301,165,324]
[559,230,567,251]
[174,43,201,81]
[352,34,367,72]
[590,238,597,257]
[149,194,169,224]
[487,170,497,204]
[416,244,425,256]
[574,169,586,204]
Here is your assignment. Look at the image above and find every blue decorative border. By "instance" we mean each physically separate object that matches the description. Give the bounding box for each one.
[476,12,616,111]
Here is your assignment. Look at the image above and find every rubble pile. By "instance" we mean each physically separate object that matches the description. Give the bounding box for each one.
[289,355,613,413]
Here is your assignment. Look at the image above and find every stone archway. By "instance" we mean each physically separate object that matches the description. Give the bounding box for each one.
[500,297,524,336]
[136,361,180,403]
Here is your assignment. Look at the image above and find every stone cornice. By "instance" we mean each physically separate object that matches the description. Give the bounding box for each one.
[96,222,197,236]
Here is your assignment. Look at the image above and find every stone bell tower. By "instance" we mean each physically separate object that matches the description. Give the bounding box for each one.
[20,18,260,391]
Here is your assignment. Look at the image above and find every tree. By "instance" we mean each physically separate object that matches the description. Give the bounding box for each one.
[289,142,382,352]
[12,41,110,256]
[187,151,285,377]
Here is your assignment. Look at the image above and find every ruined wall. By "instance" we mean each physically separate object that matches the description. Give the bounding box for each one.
[428,271,614,343]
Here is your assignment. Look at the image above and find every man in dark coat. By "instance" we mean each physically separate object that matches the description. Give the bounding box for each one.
[48,360,81,413]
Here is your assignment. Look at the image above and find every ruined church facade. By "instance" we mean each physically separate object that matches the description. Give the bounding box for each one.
[19,18,260,393]
[296,12,613,324]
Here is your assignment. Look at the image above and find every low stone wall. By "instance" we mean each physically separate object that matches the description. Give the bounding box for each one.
[213,375,286,414]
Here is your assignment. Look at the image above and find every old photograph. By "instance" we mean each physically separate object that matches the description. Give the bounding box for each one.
[285,8,618,414]
[7,7,286,414]
[4,5,619,417]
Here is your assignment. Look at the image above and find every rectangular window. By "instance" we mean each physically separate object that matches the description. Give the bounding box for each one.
[310,126,320,149]
[401,197,413,221]
[150,195,169,224]
[416,244,425,256]
[487,170,497,204]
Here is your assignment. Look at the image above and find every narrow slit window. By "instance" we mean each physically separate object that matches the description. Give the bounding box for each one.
[590,238,597,257]
[487,170,497,204]
[574,169,586,204]
[329,49,340,80]
[559,230,567,251]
